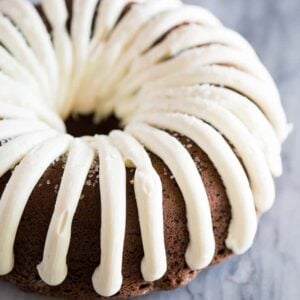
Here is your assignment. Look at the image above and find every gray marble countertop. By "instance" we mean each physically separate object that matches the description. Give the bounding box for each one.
[1,0,300,299]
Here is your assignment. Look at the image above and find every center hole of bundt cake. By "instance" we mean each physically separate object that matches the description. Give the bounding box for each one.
[65,114,122,137]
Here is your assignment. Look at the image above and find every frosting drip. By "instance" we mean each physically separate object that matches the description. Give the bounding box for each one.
[91,136,127,297]
[37,138,94,286]
[109,130,167,281]
[0,0,290,297]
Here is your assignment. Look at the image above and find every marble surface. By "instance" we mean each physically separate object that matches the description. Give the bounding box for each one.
[1,0,300,299]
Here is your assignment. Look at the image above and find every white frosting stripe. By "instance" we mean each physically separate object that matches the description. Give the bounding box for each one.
[126,24,257,80]
[69,0,100,115]
[85,0,182,118]
[92,0,181,112]
[97,0,181,76]
[0,97,64,134]
[0,103,38,121]
[0,46,41,93]
[138,97,275,213]
[126,122,215,270]
[112,28,262,114]
[139,113,257,253]
[0,134,71,275]
[38,139,94,286]
[109,130,167,281]
[91,0,140,48]
[171,5,221,27]
[0,0,58,101]
[0,120,49,140]
[118,45,275,99]
[41,0,73,115]
[76,0,145,114]
[143,65,288,141]
[0,75,65,132]
[0,130,58,177]
[0,15,50,100]
[92,136,126,297]
[71,0,99,72]
[99,5,222,99]
[138,85,282,177]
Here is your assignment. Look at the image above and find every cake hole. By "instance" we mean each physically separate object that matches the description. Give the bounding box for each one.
[65,114,122,137]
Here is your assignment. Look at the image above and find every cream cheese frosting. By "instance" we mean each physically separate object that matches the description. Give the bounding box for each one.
[0,0,290,297]
[109,130,167,282]
[91,136,127,297]
[37,138,94,286]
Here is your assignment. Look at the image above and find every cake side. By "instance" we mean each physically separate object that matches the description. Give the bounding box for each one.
[0,131,232,299]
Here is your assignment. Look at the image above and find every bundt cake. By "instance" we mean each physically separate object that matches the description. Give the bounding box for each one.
[0,0,291,299]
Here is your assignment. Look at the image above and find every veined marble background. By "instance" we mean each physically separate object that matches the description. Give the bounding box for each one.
[1,0,299,299]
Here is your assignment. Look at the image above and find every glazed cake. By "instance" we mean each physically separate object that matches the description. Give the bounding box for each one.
[0,0,290,299]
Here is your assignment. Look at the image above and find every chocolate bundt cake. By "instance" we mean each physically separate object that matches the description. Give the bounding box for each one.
[0,0,291,299]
